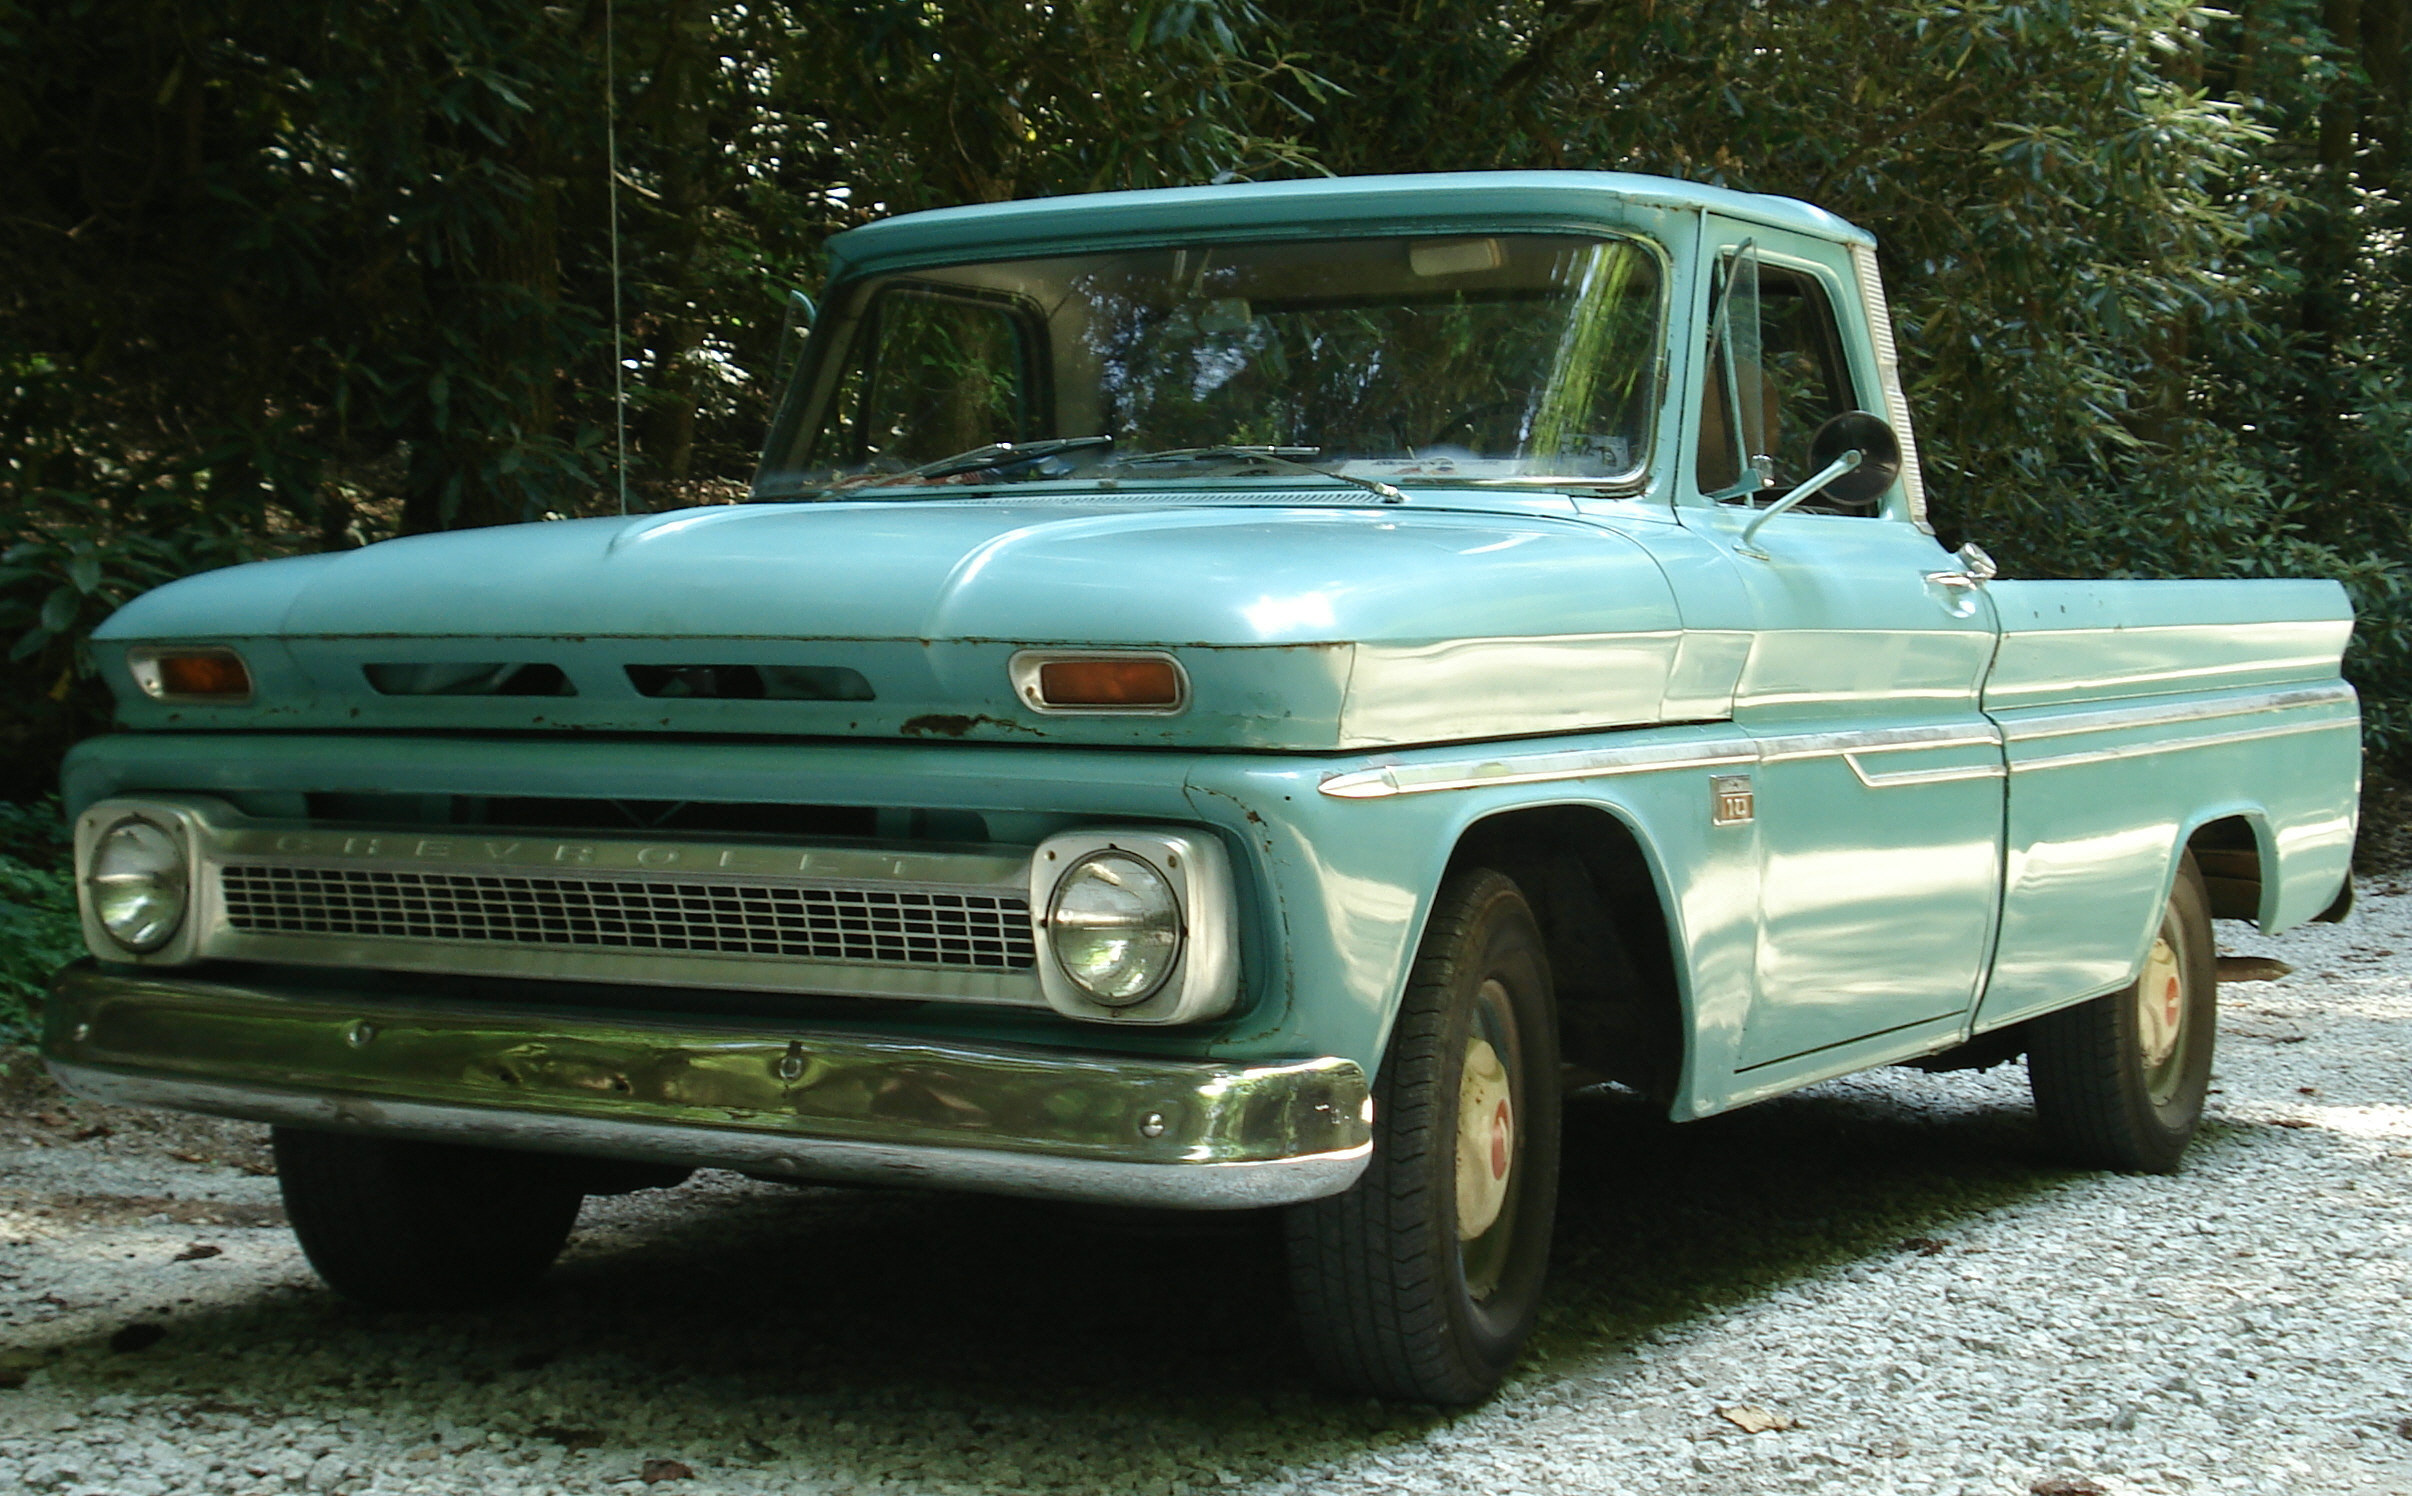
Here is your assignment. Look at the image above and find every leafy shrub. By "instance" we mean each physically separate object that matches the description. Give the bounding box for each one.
[0,798,79,1044]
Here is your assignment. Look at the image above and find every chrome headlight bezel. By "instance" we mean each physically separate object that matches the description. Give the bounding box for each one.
[75,799,208,964]
[1030,829,1238,1025]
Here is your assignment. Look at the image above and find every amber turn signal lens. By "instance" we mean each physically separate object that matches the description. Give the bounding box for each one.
[131,647,253,701]
[1038,657,1183,708]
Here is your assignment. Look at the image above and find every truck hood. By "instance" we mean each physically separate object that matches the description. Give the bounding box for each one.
[95,495,1688,750]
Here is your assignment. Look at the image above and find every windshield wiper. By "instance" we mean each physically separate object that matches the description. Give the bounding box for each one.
[793,434,1115,498]
[1113,446,1407,504]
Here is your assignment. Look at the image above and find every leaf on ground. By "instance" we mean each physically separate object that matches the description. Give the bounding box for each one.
[171,1243,222,1262]
[641,1458,695,1483]
[1900,1236,1951,1255]
[2032,1479,2107,1496]
[2271,1118,2318,1129]
[534,1427,604,1450]
[1717,1404,1794,1433]
[2216,955,2293,982]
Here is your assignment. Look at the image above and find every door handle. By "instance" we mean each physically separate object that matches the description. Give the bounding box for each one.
[1924,541,1999,590]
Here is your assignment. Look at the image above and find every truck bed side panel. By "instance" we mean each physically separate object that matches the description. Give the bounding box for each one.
[1975,579,2358,1032]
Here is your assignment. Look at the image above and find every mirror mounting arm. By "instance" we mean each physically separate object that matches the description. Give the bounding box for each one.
[1738,448,1863,554]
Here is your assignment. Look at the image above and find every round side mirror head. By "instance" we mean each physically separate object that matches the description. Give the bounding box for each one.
[1806,410,1903,510]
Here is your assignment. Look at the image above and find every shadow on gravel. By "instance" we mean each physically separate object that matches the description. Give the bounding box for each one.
[22,1074,2215,1483]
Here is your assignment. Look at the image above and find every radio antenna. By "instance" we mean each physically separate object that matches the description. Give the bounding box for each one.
[605,0,629,516]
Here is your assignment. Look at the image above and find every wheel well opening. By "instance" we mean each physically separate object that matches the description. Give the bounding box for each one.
[1449,806,1682,1102]
[2187,816,2262,922]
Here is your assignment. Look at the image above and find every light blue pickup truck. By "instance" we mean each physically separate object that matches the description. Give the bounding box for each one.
[44,172,2358,1402]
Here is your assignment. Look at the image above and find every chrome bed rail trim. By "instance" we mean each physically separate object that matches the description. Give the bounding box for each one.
[1994,682,2357,742]
[42,964,1370,1210]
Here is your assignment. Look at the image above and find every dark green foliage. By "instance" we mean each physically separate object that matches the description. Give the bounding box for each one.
[0,0,2405,796]
[1250,0,2412,757]
[0,799,77,1042]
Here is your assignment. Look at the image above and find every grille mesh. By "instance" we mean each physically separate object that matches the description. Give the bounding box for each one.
[219,864,1035,970]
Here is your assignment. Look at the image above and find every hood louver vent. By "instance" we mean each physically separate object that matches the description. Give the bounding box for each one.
[625,664,875,701]
[363,663,574,696]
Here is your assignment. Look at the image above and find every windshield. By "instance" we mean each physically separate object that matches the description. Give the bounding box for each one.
[754,232,1664,498]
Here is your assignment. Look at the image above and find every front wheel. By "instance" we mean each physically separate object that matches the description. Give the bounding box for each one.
[272,1128,587,1308]
[1285,868,1561,1403]
[2026,854,2217,1173]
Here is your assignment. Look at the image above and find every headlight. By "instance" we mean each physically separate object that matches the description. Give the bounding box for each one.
[1045,850,1182,1004]
[88,816,188,953]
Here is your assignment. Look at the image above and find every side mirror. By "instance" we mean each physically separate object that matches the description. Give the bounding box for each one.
[1804,410,1902,511]
[1738,411,1907,553]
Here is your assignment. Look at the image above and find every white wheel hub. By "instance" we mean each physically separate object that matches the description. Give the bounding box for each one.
[1455,1031,1515,1242]
[2137,935,2184,1070]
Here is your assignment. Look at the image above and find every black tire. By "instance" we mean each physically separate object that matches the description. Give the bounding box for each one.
[1285,868,1561,1404]
[2026,854,2217,1173]
[271,1128,586,1308]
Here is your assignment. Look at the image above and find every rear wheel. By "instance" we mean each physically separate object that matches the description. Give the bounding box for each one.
[1285,868,1560,1403]
[2027,854,2217,1173]
[272,1128,586,1308]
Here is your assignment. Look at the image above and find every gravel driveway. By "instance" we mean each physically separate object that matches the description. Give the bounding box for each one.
[3,890,2409,1496]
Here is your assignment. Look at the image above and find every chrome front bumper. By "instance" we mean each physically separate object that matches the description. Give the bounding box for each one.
[41,963,1372,1208]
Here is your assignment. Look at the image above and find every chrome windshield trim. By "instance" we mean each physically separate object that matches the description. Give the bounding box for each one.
[44,964,1371,1210]
[1995,683,2357,743]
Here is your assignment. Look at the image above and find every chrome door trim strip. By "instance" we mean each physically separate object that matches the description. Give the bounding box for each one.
[1847,756,2007,789]
[1758,725,2001,763]
[1995,683,2356,743]
[1318,740,1756,799]
[1318,723,2012,800]
[2011,714,2357,773]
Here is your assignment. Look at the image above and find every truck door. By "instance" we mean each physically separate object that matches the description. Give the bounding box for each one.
[1673,226,2007,1076]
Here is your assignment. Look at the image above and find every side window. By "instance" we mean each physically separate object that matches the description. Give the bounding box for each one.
[1697,258,1859,501]
[819,290,1039,467]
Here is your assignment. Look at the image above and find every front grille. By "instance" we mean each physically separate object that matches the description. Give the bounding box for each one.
[219,864,1036,971]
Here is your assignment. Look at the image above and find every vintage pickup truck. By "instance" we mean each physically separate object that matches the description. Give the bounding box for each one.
[42,171,2358,1403]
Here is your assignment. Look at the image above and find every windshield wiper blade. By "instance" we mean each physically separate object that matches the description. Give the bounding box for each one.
[1114,446,1407,504]
[1117,445,1409,504]
[802,435,1115,498]
[1114,446,1408,504]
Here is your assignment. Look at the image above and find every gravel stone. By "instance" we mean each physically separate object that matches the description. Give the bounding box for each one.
[6,888,2412,1493]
